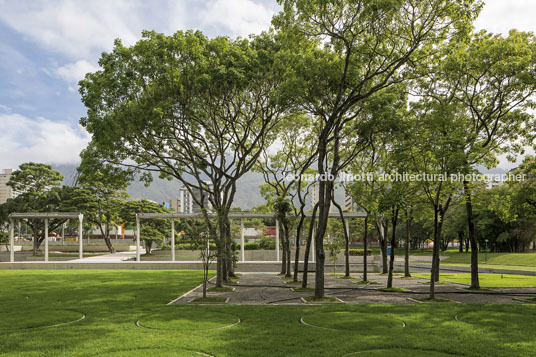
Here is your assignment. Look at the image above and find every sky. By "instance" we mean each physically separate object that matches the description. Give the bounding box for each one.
[0,0,534,170]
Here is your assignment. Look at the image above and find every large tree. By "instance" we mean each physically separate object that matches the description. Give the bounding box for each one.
[79,30,288,287]
[274,0,480,297]
[4,163,65,255]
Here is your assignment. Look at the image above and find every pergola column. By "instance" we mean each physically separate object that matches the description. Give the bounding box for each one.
[44,218,49,262]
[78,214,83,259]
[275,218,280,262]
[136,214,140,262]
[171,218,175,262]
[240,218,245,262]
[9,218,14,262]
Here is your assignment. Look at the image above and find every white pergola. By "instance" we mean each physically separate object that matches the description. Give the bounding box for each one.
[135,211,367,262]
[7,212,84,262]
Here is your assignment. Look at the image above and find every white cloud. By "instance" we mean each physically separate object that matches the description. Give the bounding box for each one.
[0,0,142,59]
[202,0,274,37]
[56,60,99,83]
[474,0,536,35]
[0,113,90,169]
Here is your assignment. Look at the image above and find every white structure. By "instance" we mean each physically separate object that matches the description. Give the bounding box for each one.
[0,169,14,204]
[135,211,366,263]
[7,212,84,262]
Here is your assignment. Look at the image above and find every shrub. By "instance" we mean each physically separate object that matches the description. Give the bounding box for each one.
[259,237,275,250]
[244,242,260,250]
[348,248,372,256]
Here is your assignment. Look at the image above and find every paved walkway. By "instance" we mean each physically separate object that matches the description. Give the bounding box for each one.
[171,273,536,305]
[70,250,144,263]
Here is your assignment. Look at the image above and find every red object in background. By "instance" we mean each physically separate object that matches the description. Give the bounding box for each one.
[264,226,276,237]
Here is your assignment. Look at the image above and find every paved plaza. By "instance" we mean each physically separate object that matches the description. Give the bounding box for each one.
[172,272,536,305]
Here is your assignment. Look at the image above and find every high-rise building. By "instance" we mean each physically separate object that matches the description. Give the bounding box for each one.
[310,181,336,213]
[0,169,14,204]
[170,183,214,213]
[344,190,353,211]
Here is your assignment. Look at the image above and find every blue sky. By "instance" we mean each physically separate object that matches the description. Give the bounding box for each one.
[0,0,534,169]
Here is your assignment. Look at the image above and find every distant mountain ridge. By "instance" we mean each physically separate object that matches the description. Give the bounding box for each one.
[53,163,266,209]
[52,163,511,210]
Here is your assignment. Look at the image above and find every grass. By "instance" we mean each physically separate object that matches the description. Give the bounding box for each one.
[2,270,536,356]
[412,273,536,287]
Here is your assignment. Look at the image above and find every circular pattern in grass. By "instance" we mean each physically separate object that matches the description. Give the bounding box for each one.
[300,311,404,332]
[100,348,213,356]
[0,309,85,331]
[456,311,536,329]
[136,310,240,331]
[343,348,457,356]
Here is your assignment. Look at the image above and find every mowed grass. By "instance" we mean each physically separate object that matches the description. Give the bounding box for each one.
[1,270,536,356]
[413,272,536,287]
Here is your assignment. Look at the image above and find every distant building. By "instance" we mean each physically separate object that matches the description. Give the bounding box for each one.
[169,183,214,213]
[486,179,505,190]
[310,181,337,213]
[0,169,14,204]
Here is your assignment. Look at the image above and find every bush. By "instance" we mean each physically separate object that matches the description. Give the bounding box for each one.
[348,248,372,256]
[259,237,275,250]
[244,242,260,250]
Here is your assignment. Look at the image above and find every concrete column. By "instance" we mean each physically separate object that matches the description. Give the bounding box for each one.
[44,218,49,262]
[78,215,83,259]
[61,222,65,246]
[275,218,280,262]
[171,218,175,262]
[9,218,14,262]
[136,215,140,262]
[240,218,245,262]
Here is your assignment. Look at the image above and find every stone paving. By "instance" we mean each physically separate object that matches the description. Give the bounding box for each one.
[171,272,536,305]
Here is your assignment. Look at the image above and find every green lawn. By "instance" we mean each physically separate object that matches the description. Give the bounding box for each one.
[413,272,536,287]
[1,270,536,356]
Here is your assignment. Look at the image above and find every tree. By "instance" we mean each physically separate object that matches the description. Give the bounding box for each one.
[4,163,65,255]
[274,0,480,298]
[79,30,288,287]
[255,113,317,280]
[75,145,132,253]
[420,30,536,289]
[121,199,171,254]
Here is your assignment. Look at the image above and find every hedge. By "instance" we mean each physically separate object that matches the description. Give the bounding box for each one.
[348,248,372,256]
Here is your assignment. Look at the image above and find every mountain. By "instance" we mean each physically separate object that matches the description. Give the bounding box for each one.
[52,163,266,209]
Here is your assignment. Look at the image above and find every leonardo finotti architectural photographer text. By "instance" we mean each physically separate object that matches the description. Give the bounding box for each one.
[286,172,526,183]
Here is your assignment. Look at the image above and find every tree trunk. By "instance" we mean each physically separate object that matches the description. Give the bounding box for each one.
[463,181,480,289]
[458,231,464,253]
[314,179,333,298]
[363,215,368,282]
[103,221,116,254]
[387,207,399,288]
[302,203,319,288]
[404,208,412,278]
[332,198,350,277]
[429,206,440,299]
[293,215,305,282]
[378,220,388,274]
[285,231,291,278]
[280,222,287,275]
[225,219,236,278]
